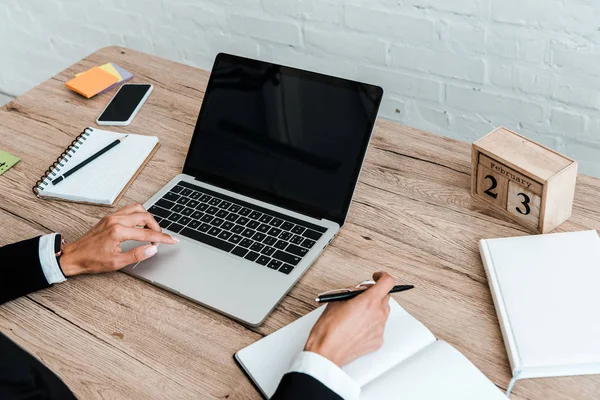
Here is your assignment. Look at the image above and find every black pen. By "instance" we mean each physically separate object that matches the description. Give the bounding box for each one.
[52,135,127,185]
[315,285,414,303]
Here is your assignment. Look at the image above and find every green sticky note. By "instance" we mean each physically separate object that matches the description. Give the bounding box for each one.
[0,150,20,176]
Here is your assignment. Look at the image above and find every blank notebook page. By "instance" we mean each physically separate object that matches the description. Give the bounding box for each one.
[485,230,600,372]
[38,128,158,205]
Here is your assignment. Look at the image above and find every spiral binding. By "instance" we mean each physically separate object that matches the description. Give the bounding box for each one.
[32,127,93,195]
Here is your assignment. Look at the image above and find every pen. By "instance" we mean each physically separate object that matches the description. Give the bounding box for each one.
[51,135,127,185]
[315,285,414,303]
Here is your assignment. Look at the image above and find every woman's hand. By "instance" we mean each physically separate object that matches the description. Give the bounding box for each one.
[59,203,178,277]
[304,272,395,367]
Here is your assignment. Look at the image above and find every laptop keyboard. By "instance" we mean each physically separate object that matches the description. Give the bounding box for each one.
[147,181,327,275]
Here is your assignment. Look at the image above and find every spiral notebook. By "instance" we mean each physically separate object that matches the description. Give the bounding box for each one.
[33,127,159,206]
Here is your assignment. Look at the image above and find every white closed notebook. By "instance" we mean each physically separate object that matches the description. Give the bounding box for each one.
[34,127,159,205]
[480,230,600,386]
[235,299,507,400]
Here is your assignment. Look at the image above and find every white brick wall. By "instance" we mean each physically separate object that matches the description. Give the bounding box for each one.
[1,0,600,177]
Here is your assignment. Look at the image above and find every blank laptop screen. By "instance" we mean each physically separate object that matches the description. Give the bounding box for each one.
[183,53,383,226]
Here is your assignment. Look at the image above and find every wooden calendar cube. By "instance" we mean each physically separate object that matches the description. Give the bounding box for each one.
[471,127,578,233]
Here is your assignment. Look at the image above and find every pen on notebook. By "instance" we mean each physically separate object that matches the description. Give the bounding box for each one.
[51,135,128,185]
[315,285,414,303]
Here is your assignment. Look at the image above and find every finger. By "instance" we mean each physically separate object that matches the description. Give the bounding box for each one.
[119,244,159,268]
[112,203,146,216]
[364,271,395,299]
[113,212,161,232]
[117,227,179,244]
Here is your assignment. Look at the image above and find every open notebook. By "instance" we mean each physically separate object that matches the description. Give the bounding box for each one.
[236,299,508,399]
[33,127,159,206]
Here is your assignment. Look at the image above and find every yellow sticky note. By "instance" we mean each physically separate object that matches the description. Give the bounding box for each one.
[99,63,123,80]
[0,150,20,176]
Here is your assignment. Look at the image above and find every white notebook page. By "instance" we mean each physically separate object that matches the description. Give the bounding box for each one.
[38,128,158,205]
[236,299,436,397]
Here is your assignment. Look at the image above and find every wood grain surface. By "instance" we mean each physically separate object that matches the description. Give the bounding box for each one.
[1,46,599,400]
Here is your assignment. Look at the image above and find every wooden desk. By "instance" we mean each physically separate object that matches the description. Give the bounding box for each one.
[1,47,599,399]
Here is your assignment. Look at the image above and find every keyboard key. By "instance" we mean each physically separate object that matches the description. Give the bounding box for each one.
[259,215,272,224]
[231,246,248,258]
[222,221,235,231]
[290,235,304,244]
[168,213,182,222]
[188,200,200,208]
[154,217,163,224]
[240,238,253,248]
[172,204,185,213]
[211,218,224,227]
[273,250,301,266]
[181,188,193,197]
[199,223,211,232]
[216,209,229,218]
[267,227,282,237]
[208,227,222,236]
[200,214,214,223]
[168,223,185,233]
[180,228,235,253]
[253,232,267,242]
[218,231,232,241]
[149,205,171,218]
[279,264,294,274]
[156,199,176,210]
[171,185,184,194]
[286,244,308,257]
[301,238,316,249]
[179,216,192,226]
[267,259,283,270]
[256,255,270,266]
[303,229,323,241]
[199,194,211,202]
[250,242,265,252]
[291,225,305,235]
[225,213,239,222]
[269,218,283,227]
[164,192,180,202]
[263,236,277,246]
[281,222,294,231]
[231,225,244,234]
[279,232,293,241]
[239,207,251,216]
[188,220,201,230]
[228,234,243,245]
[244,251,259,262]
[181,207,194,216]
[247,220,260,229]
[237,216,250,226]
[209,198,221,206]
[249,211,262,220]
[274,240,288,250]
[159,219,171,229]
[191,211,203,219]
[242,229,255,238]
[196,203,209,211]
[206,206,219,215]
[189,191,201,200]
[257,224,270,233]
[229,204,241,213]
[261,246,276,256]
[177,197,190,206]
[218,201,232,209]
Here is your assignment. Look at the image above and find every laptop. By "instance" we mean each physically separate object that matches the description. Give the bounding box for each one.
[122,53,383,326]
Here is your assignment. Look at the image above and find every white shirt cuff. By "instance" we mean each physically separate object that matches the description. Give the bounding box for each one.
[288,351,360,400]
[39,234,67,284]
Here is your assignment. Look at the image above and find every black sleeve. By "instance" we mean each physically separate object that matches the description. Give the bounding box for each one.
[0,236,51,305]
[0,333,76,400]
[271,372,343,400]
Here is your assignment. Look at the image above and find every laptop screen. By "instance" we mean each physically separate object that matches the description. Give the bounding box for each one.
[183,54,383,226]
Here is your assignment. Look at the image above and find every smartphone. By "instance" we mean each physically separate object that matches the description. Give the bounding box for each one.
[96,83,153,126]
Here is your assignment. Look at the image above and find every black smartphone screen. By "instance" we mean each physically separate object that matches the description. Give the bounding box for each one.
[98,84,151,122]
